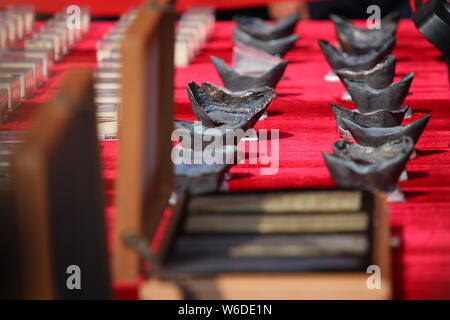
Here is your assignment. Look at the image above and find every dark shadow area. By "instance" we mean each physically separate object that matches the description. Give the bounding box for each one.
[416,149,447,156]
[257,131,294,140]
[284,59,309,64]
[413,109,432,113]
[230,172,254,180]
[407,170,429,180]
[267,110,283,117]
[216,6,269,20]
[276,92,304,98]
[213,0,410,21]
[395,72,411,77]
[404,190,429,198]
[308,0,410,19]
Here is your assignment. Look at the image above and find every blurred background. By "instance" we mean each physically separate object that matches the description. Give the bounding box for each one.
[7,0,412,20]
[216,0,412,20]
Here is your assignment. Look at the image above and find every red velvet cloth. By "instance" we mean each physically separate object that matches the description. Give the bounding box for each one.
[1,20,450,299]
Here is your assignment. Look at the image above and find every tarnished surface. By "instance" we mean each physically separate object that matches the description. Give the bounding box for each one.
[330,104,408,129]
[232,28,299,57]
[211,55,287,91]
[330,13,398,55]
[343,73,414,113]
[342,115,431,147]
[323,136,414,193]
[233,12,299,41]
[187,81,275,128]
[318,39,395,71]
[334,55,396,89]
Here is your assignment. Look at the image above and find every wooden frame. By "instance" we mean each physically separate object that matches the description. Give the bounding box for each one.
[9,69,111,299]
[114,0,175,281]
[140,191,392,300]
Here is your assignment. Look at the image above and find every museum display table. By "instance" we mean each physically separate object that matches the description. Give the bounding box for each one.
[0,20,449,299]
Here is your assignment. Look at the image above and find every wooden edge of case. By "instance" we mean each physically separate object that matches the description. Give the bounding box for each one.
[114,0,175,281]
[139,191,392,300]
[9,69,103,299]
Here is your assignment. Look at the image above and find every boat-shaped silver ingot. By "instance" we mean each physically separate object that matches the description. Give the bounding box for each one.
[330,13,398,55]
[174,146,239,195]
[331,103,408,131]
[233,12,299,41]
[211,56,287,91]
[232,41,285,77]
[174,119,249,151]
[323,137,413,193]
[318,39,395,71]
[332,137,414,166]
[187,81,275,128]
[330,11,399,53]
[343,73,414,113]
[334,55,396,90]
[232,28,299,57]
[341,115,431,151]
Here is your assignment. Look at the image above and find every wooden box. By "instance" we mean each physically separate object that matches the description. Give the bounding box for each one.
[140,189,392,300]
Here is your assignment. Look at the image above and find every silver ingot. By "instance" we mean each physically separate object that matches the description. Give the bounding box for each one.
[174,119,249,151]
[341,115,431,147]
[187,81,275,128]
[332,137,414,165]
[174,162,230,195]
[323,136,413,193]
[334,55,396,89]
[318,39,395,71]
[331,103,408,130]
[330,12,399,54]
[174,146,238,195]
[232,41,285,77]
[232,28,299,57]
[343,73,414,113]
[211,56,287,91]
[233,12,299,41]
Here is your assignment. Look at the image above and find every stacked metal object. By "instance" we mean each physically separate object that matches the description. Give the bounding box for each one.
[0,5,90,125]
[94,7,140,140]
[174,13,300,195]
[320,13,431,202]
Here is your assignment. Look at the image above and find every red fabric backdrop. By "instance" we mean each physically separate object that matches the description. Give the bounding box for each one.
[1,20,450,299]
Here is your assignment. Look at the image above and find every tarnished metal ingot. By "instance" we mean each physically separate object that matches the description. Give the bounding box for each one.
[233,12,299,41]
[232,28,299,57]
[187,81,276,128]
[323,136,414,193]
